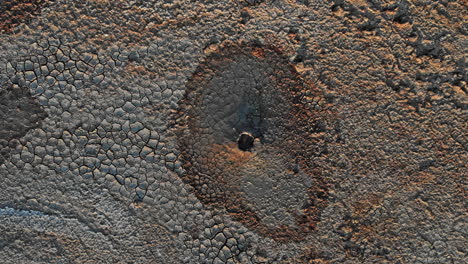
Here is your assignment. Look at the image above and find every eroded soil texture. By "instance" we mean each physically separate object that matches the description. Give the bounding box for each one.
[0,0,466,263]
[0,0,49,34]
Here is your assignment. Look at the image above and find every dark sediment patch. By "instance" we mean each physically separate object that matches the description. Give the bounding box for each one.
[0,83,46,165]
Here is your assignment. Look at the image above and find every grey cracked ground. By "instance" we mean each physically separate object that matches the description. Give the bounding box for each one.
[0,0,466,264]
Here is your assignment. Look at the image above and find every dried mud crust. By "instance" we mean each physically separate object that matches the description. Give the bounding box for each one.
[0,0,49,34]
[0,83,46,165]
[175,41,332,242]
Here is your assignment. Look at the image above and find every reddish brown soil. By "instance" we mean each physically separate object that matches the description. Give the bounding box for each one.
[0,0,48,33]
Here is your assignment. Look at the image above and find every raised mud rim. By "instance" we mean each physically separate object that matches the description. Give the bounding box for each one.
[173,40,333,242]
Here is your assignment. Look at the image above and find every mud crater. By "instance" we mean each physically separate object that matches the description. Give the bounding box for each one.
[175,41,330,241]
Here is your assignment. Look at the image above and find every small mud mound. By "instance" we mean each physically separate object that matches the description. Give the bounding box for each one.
[175,41,332,242]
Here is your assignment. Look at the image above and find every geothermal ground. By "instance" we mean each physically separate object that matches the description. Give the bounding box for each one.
[0,0,466,263]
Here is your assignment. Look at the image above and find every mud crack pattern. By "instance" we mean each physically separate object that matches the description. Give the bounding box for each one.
[0,0,466,263]
[0,0,49,34]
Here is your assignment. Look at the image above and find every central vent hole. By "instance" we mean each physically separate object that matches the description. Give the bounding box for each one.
[238,132,255,151]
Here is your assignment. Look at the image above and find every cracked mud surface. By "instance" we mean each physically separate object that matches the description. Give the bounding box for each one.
[0,0,49,34]
[0,0,466,263]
